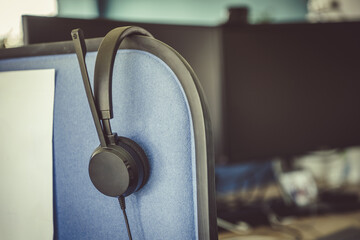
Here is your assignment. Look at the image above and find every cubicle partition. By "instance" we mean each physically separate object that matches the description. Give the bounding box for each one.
[0,34,217,239]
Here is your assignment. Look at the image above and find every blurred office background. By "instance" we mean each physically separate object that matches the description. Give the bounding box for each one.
[1,0,360,238]
[2,0,360,47]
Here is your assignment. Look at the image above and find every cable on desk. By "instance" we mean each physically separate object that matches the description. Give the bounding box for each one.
[217,217,251,236]
[270,223,303,240]
[118,196,132,240]
[264,203,303,240]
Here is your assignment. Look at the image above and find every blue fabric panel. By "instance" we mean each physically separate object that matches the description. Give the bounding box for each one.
[0,50,197,239]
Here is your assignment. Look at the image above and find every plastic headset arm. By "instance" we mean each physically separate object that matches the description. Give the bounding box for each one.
[71,28,107,147]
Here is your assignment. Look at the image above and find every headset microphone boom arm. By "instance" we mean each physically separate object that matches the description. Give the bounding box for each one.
[71,28,107,147]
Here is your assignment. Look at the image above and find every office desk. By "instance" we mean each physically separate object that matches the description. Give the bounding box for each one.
[219,207,360,239]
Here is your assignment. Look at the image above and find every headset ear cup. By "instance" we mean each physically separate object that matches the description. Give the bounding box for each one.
[118,137,150,190]
[89,146,133,197]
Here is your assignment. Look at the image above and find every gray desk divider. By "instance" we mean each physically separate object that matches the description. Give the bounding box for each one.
[0,34,217,239]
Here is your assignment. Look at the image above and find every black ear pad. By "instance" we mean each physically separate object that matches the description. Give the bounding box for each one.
[89,144,139,197]
[117,137,150,189]
[88,139,149,197]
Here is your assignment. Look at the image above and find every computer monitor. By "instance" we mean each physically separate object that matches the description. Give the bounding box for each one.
[22,15,224,162]
[22,16,360,164]
[222,21,360,163]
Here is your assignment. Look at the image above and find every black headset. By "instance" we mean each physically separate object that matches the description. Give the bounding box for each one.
[72,27,152,198]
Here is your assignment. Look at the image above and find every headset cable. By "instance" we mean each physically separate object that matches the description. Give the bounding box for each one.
[118,196,133,240]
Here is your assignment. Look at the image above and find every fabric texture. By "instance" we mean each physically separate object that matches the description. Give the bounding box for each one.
[0,49,197,239]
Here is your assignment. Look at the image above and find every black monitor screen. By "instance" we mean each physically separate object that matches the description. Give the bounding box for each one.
[222,22,360,162]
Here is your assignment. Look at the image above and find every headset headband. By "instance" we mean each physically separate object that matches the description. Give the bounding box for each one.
[94,26,153,121]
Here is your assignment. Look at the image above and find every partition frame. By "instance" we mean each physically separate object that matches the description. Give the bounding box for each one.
[0,35,218,240]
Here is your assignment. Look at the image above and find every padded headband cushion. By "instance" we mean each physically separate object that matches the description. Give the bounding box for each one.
[93,26,153,120]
